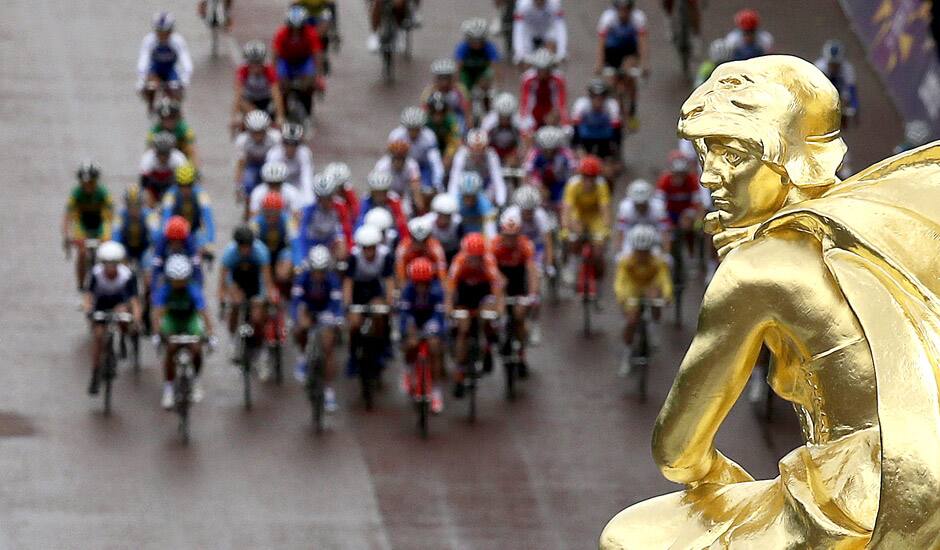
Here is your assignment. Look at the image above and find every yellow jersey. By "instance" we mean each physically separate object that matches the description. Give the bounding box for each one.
[564,176,610,222]
[614,253,673,306]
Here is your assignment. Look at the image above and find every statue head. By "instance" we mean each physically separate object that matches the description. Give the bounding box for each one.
[678,55,846,229]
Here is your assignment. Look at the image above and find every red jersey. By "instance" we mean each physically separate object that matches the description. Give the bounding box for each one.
[273,26,323,64]
[519,69,568,128]
[490,235,535,267]
[337,187,360,221]
[394,238,447,283]
[236,64,277,86]
[448,252,503,292]
[656,172,701,215]
[331,198,354,250]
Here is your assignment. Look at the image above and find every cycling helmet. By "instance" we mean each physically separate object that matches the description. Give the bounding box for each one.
[534,126,565,149]
[152,131,177,154]
[431,58,457,76]
[97,241,126,263]
[312,173,334,197]
[587,78,609,96]
[431,193,458,215]
[400,106,428,128]
[155,97,181,117]
[494,92,518,116]
[282,123,304,144]
[124,184,144,205]
[426,91,448,113]
[628,225,659,252]
[735,9,760,32]
[164,215,191,240]
[307,245,332,270]
[261,160,288,183]
[233,224,255,245]
[175,163,197,186]
[668,149,690,173]
[326,162,351,186]
[627,179,654,203]
[529,48,555,70]
[408,217,433,242]
[512,185,541,210]
[165,254,193,281]
[407,257,435,283]
[286,5,308,28]
[244,110,271,132]
[363,207,394,232]
[152,11,175,32]
[243,40,267,63]
[905,120,932,147]
[821,39,845,64]
[580,155,602,177]
[461,232,486,256]
[708,38,731,64]
[461,17,489,40]
[466,129,489,151]
[499,209,522,235]
[76,160,101,182]
[388,139,411,157]
[262,191,284,211]
[368,171,393,191]
[459,172,484,195]
[354,224,382,247]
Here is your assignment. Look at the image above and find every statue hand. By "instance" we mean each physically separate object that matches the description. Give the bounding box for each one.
[688,451,754,489]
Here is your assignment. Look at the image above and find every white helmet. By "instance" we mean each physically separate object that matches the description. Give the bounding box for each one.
[165,254,193,281]
[368,171,393,191]
[431,58,457,76]
[906,120,931,147]
[708,38,731,64]
[499,209,522,234]
[535,126,565,149]
[354,224,382,247]
[97,241,126,263]
[431,193,458,215]
[512,185,541,210]
[408,217,433,241]
[312,173,334,197]
[261,160,288,183]
[494,93,518,117]
[307,245,332,270]
[461,17,489,40]
[325,162,351,186]
[628,225,659,252]
[363,207,394,232]
[529,48,555,70]
[244,110,271,132]
[152,11,175,32]
[466,129,489,150]
[627,179,654,203]
[400,106,427,129]
[821,39,845,64]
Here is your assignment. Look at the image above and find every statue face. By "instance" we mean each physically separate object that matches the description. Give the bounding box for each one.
[700,137,789,228]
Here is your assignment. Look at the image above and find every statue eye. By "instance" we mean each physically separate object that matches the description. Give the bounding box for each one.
[724,150,745,166]
[719,77,742,87]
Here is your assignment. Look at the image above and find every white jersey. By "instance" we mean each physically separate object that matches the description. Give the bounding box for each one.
[616,197,669,235]
[480,111,534,134]
[235,129,282,165]
[373,155,422,199]
[88,264,137,302]
[448,147,507,207]
[503,205,550,245]
[135,32,193,89]
[388,126,445,188]
[430,214,463,256]
[512,0,568,63]
[265,144,315,205]
[596,8,647,36]
[248,183,304,217]
[571,96,622,125]
[724,29,774,59]
[139,148,188,174]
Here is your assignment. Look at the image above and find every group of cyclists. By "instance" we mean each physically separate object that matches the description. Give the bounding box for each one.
[64,0,875,432]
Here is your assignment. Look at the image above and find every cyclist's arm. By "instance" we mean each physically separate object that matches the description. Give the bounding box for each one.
[551,11,568,60]
[638,29,650,73]
[595,22,606,72]
[151,283,168,331]
[599,184,612,230]
[342,276,352,308]
[613,257,629,305]
[217,259,229,303]
[199,193,216,244]
[511,12,528,64]
[173,34,194,86]
[656,259,674,302]
[101,195,114,241]
[271,80,287,124]
[62,201,76,241]
[309,27,324,76]
[525,244,539,297]
[428,145,445,189]
[136,34,154,88]
[447,149,466,197]
[488,151,507,207]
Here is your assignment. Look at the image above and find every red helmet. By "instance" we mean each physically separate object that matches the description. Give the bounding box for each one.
[461,232,487,256]
[262,191,285,211]
[580,155,602,177]
[407,257,435,283]
[735,9,760,31]
[164,215,191,241]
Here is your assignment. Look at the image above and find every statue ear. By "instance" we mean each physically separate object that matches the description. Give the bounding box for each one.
[785,136,846,188]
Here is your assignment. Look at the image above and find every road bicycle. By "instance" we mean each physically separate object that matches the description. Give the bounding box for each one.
[348,303,391,410]
[91,310,134,415]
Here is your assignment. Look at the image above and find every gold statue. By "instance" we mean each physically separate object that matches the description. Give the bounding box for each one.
[600,55,940,549]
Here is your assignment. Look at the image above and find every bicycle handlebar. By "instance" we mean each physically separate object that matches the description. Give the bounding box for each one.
[348,304,391,315]
[91,311,134,323]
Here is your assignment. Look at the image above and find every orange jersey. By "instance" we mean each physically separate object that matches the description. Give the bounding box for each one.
[394,238,447,283]
[447,251,503,292]
[490,235,535,268]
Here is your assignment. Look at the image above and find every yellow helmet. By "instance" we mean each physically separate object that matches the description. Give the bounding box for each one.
[175,162,197,186]
[124,184,143,204]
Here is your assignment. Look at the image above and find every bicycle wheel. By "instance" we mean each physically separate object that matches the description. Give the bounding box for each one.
[582,294,592,337]
[505,360,516,401]
[635,320,650,402]
[131,332,140,374]
[176,376,191,444]
[359,338,378,411]
[103,349,115,415]
[241,340,253,411]
[308,362,325,434]
[271,343,283,386]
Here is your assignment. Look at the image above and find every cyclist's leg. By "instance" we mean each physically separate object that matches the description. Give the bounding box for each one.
[321,323,337,382]
[91,317,106,376]
[427,333,444,381]
[453,313,471,367]
[186,314,205,376]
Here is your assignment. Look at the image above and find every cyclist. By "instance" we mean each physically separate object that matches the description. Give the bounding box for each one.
[324,162,361,221]
[525,125,577,213]
[481,93,532,167]
[153,254,214,409]
[273,6,324,112]
[251,191,297,295]
[219,225,275,360]
[148,98,198,166]
[234,110,281,201]
[248,160,304,219]
[374,139,425,213]
[420,59,473,132]
[399,257,447,414]
[455,18,501,93]
[661,0,702,47]
[562,155,611,283]
[615,179,669,256]
[291,245,344,411]
[519,48,568,129]
[491,209,539,377]
[725,8,773,61]
[293,0,338,72]
[161,163,216,262]
[136,12,192,112]
[232,40,286,134]
[571,78,622,167]
[355,172,409,239]
[894,120,933,154]
[113,185,159,269]
[447,232,504,396]
[695,38,731,88]
[265,124,315,204]
[294,175,347,265]
[83,241,141,395]
[814,39,859,127]
[343,224,396,376]
[152,215,203,291]
[389,106,445,194]
[655,150,701,254]
[366,0,414,53]
[425,92,462,171]
[614,224,672,375]
[63,161,113,291]
[505,185,554,281]
[139,131,188,208]
[429,193,464,263]
[454,172,498,237]
[595,0,648,130]
[512,0,568,64]
[449,129,507,207]
[395,216,447,286]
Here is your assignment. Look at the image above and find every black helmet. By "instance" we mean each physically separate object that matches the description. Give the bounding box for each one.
[587,78,609,96]
[77,160,101,182]
[233,225,255,245]
[282,123,304,144]
[155,97,181,118]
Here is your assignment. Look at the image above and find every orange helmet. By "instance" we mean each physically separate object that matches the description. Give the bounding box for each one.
[735,9,760,31]
[461,232,487,256]
[407,257,435,283]
[388,139,411,157]
[262,191,285,211]
[579,155,602,177]
[164,215,191,241]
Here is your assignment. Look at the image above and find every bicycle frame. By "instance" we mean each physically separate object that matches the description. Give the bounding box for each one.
[349,303,391,410]
[168,334,202,444]
[412,338,433,438]
[92,310,133,414]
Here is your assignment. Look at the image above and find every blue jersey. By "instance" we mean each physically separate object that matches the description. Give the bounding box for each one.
[153,280,205,313]
[294,203,342,265]
[576,108,617,141]
[161,185,215,244]
[398,280,446,335]
[253,212,291,266]
[290,269,344,321]
[151,41,179,78]
[222,240,271,297]
[458,193,495,234]
[113,208,155,259]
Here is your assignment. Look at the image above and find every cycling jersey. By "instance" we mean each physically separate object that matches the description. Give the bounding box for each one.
[151,234,203,285]
[519,69,568,129]
[426,113,462,159]
[571,96,622,143]
[88,264,138,311]
[491,235,535,296]
[597,8,647,66]
[724,30,773,61]
[524,147,577,204]
[273,25,322,65]
[112,207,159,261]
[398,280,446,336]
[503,205,550,249]
[236,64,278,103]
[456,193,497,237]
[161,186,215,246]
[291,268,343,322]
[235,129,281,166]
[394,237,447,284]
[355,196,409,239]
[248,183,304,217]
[614,253,673,306]
[344,245,394,304]
[480,113,530,161]
[68,185,113,238]
[136,32,193,88]
[294,203,343,265]
[814,58,859,115]
[139,148,188,202]
[154,280,206,335]
[616,197,670,235]
[448,251,503,308]
[373,155,424,200]
[388,126,445,190]
[448,147,507,207]
[222,239,270,298]
[512,0,568,63]
[564,175,611,239]
[455,40,501,91]
[265,144,315,205]
[251,212,297,266]
[429,214,464,262]
[656,171,701,222]
[149,120,196,152]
